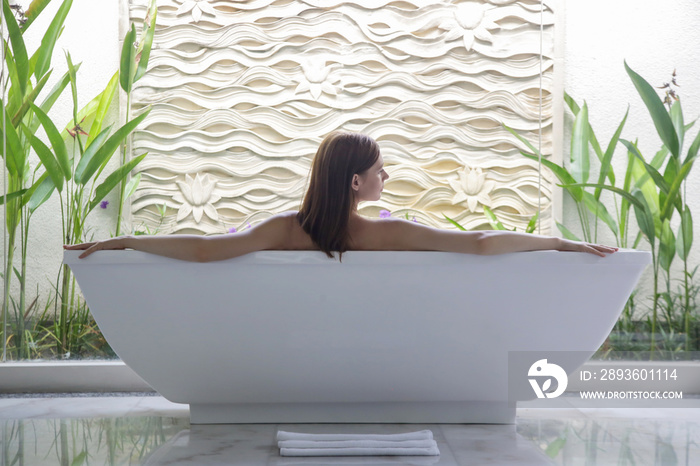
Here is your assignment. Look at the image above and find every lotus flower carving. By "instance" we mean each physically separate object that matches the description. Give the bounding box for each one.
[173,173,221,223]
[449,165,495,212]
[441,2,499,51]
[175,0,216,23]
[295,57,341,100]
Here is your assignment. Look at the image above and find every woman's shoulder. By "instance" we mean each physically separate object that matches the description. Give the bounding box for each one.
[348,215,427,250]
[222,211,306,251]
[271,211,316,250]
[259,210,299,228]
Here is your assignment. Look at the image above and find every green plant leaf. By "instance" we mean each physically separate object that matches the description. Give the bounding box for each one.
[0,107,26,177]
[3,42,22,112]
[29,65,80,136]
[443,214,466,231]
[19,171,44,206]
[624,60,679,158]
[670,99,684,154]
[556,222,581,241]
[559,182,646,211]
[28,133,64,192]
[595,107,629,199]
[659,218,675,272]
[88,153,147,213]
[96,108,151,180]
[618,150,636,247]
[124,172,141,200]
[503,123,541,157]
[567,93,604,168]
[632,230,644,249]
[60,93,99,145]
[570,102,590,183]
[628,151,660,223]
[620,139,670,195]
[662,157,679,190]
[661,154,697,220]
[588,127,604,166]
[483,205,508,230]
[685,127,700,166]
[633,190,655,245]
[134,1,157,82]
[0,188,27,205]
[27,172,55,212]
[503,123,583,202]
[582,191,619,236]
[676,207,693,261]
[526,211,539,234]
[75,108,150,185]
[73,125,112,184]
[564,91,580,115]
[650,146,668,170]
[660,156,679,210]
[525,152,584,202]
[87,71,118,147]
[70,450,87,466]
[628,145,667,212]
[33,0,72,79]
[545,436,566,458]
[22,0,52,31]
[3,0,28,97]
[30,104,70,179]
[64,50,79,128]
[119,23,137,93]
[11,69,51,127]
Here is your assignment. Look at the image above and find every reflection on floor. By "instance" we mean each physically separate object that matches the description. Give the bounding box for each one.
[1,395,698,465]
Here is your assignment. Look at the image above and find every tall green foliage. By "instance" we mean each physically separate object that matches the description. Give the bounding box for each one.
[2,0,75,359]
[115,0,156,236]
[1,0,157,359]
[619,62,699,354]
[504,62,699,356]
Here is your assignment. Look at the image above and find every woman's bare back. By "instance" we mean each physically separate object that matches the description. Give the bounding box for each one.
[281,211,385,251]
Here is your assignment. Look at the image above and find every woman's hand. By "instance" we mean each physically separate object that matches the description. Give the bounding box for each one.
[63,237,130,259]
[557,238,618,257]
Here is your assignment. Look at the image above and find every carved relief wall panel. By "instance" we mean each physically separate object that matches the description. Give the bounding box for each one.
[127,0,555,234]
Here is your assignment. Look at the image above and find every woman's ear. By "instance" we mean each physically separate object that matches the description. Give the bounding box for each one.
[351,173,361,192]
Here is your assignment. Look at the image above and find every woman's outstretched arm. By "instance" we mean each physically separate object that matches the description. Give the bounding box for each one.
[378,218,617,257]
[63,212,294,261]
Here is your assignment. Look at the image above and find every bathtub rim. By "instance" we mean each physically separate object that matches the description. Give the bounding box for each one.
[63,248,651,266]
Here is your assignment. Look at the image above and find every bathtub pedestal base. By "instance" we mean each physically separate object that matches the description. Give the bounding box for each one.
[188,401,516,424]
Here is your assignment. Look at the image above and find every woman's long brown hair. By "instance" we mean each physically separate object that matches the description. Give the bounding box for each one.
[297,132,380,260]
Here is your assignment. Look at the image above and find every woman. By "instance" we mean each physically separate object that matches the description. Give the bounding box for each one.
[64,132,617,260]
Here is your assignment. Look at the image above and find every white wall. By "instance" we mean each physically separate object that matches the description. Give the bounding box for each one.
[3,0,700,314]
[563,0,700,300]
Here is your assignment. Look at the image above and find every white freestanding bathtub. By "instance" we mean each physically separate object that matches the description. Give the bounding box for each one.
[64,249,650,424]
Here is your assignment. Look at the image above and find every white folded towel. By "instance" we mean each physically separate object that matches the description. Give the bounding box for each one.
[276,430,434,442]
[276,430,439,457]
[278,439,436,449]
[280,445,440,457]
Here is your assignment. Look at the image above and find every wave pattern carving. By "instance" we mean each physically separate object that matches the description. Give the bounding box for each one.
[128,0,555,234]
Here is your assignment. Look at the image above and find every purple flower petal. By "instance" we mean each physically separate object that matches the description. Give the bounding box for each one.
[412,216,418,223]
[228,227,237,233]
[246,223,252,229]
[379,209,391,218]
[99,201,109,209]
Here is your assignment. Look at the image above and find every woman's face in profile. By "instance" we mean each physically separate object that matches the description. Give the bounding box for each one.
[355,154,389,202]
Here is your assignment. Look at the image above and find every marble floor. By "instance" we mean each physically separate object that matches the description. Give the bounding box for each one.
[1,394,699,465]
